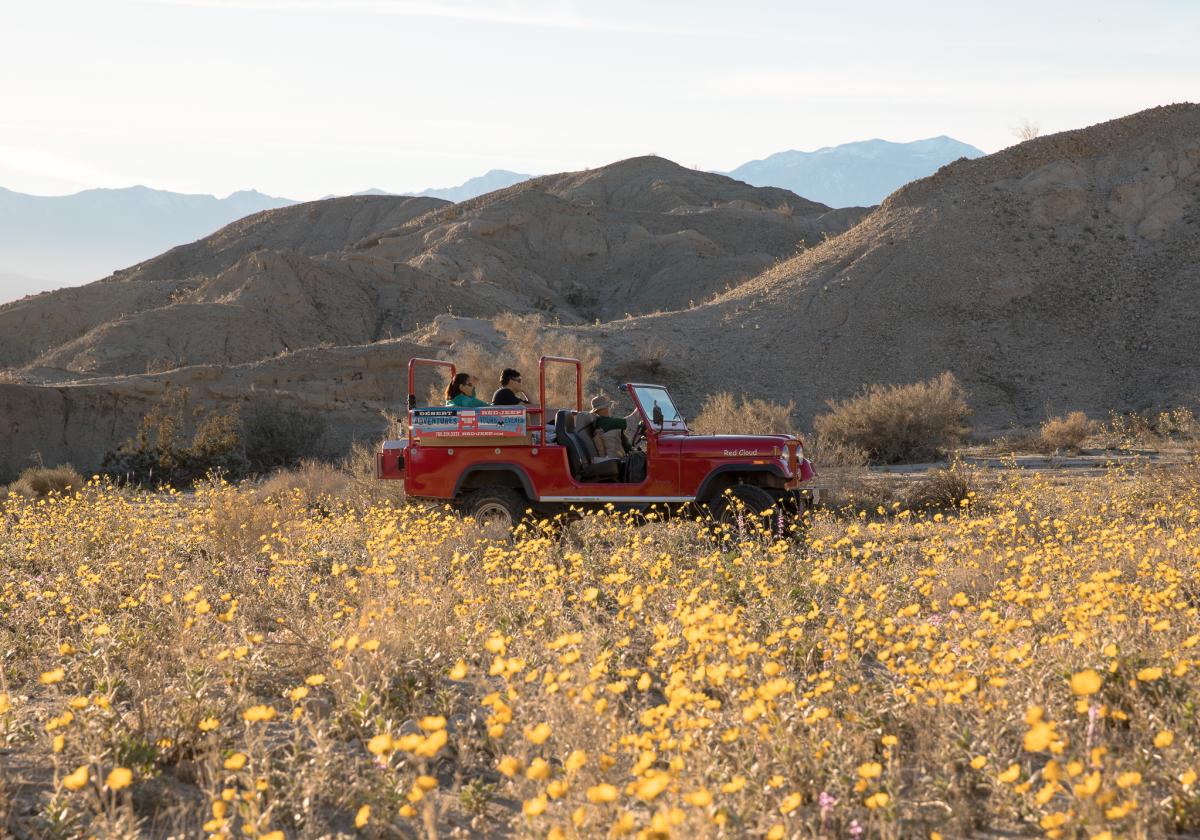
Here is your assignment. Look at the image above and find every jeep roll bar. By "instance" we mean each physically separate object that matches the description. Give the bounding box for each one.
[407,357,455,437]
[406,355,581,436]
[537,356,582,431]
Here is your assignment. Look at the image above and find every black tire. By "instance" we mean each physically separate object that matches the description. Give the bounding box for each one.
[461,486,529,536]
[704,484,782,542]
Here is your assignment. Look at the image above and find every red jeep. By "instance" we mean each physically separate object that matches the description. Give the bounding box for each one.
[377,356,816,531]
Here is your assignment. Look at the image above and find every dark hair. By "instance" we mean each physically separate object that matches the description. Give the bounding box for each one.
[501,368,522,386]
[445,372,472,400]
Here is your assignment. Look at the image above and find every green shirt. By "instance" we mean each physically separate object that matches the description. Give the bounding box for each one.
[594,416,627,432]
[594,415,631,452]
[446,394,489,407]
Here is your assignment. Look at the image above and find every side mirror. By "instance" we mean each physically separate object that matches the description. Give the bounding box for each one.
[652,404,664,426]
[407,394,416,410]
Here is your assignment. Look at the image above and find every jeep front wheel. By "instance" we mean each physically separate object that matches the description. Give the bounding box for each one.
[461,486,528,536]
[705,484,781,541]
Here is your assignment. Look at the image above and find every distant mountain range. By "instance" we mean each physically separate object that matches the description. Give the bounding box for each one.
[349,170,534,202]
[409,169,534,202]
[726,136,985,207]
[0,186,294,299]
[0,141,981,301]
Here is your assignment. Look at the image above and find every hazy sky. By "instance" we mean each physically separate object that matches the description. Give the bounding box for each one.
[3,0,1197,200]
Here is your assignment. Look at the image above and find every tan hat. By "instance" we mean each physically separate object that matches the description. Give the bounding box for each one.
[589,394,616,412]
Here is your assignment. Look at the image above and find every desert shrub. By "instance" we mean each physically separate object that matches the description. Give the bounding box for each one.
[6,464,84,498]
[102,387,248,486]
[1039,411,1097,452]
[692,392,797,436]
[903,463,977,511]
[807,435,870,468]
[813,372,971,464]
[241,403,329,471]
[1097,406,1200,448]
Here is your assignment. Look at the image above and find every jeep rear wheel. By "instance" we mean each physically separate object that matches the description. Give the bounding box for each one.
[462,486,528,537]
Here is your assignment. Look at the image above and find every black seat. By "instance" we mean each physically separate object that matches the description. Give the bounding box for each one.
[555,410,619,482]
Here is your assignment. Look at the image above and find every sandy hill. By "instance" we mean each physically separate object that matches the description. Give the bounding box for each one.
[2,159,863,379]
[0,195,447,374]
[3,105,1197,479]
[580,104,1200,427]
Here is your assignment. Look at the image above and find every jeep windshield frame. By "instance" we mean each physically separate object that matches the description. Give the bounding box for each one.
[627,384,689,435]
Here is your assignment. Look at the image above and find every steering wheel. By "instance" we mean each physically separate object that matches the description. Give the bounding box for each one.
[629,420,647,449]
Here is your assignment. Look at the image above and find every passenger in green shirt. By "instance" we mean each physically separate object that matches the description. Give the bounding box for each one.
[445,373,489,407]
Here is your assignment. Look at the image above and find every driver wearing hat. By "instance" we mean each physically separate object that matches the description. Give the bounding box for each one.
[587,394,637,455]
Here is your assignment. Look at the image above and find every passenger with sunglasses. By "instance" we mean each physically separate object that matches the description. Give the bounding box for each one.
[444,372,489,407]
[491,368,531,406]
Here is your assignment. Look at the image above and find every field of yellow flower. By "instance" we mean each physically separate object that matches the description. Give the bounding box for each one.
[2,461,1199,838]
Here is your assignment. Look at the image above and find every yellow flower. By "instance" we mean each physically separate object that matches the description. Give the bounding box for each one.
[524,722,552,744]
[970,756,987,770]
[1180,770,1197,787]
[198,717,220,732]
[520,793,547,817]
[1136,667,1163,682]
[449,660,468,680]
[865,791,890,809]
[565,750,588,772]
[223,753,247,771]
[289,686,309,702]
[586,783,619,803]
[304,674,326,686]
[780,792,802,814]
[1069,669,1102,696]
[419,715,446,731]
[1154,730,1175,748]
[634,773,670,802]
[1074,771,1101,798]
[767,825,785,840]
[526,757,552,781]
[1116,771,1141,789]
[0,694,11,715]
[857,761,883,779]
[106,767,133,790]
[721,775,746,793]
[684,789,712,807]
[62,764,89,791]
[261,833,285,840]
[40,668,66,685]
[242,704,276,723]
[1105,800,1135,819]
[415,775,438,791]
[498,755,524,777]
[367,733,394,755]
[355,804,371,828]
[998,763,1021,784]
[1024,722,1053,752]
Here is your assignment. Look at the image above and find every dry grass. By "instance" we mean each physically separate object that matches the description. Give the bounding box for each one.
[814,372,970,464]
[2,465,1200,838]
[5,464,85,499]
[255,460,350,510]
